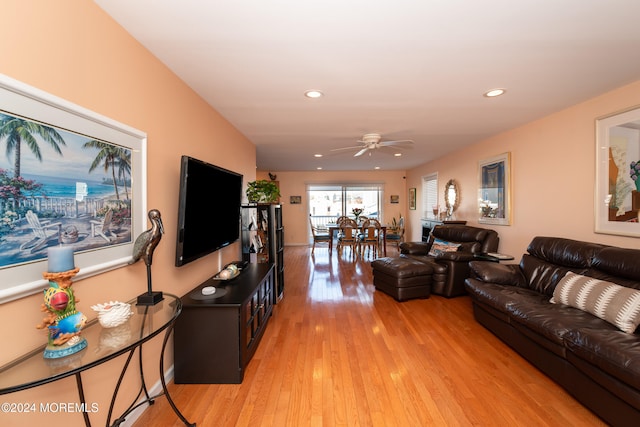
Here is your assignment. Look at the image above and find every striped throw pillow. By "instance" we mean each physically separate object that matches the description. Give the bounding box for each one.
[550,272,640,333]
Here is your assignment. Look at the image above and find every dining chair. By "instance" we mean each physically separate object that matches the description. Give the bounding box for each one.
[337,218,358,259]
[385,216,405,252]
[336,215,350,225]
[360,218,381,259]
[335,215,350,240]
[309,215,331,254]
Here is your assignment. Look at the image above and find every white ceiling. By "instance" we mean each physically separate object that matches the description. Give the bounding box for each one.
[95,0,640,172]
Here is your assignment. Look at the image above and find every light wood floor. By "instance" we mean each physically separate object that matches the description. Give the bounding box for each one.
[134,246,605,426]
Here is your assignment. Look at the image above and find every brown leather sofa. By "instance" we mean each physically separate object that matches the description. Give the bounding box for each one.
[398,224,499,297]
[465,236,640,426]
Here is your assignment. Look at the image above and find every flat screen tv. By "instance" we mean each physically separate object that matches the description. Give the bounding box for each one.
[175,155,243,267]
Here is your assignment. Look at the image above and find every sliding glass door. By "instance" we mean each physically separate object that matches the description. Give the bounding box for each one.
[308,184,383,227]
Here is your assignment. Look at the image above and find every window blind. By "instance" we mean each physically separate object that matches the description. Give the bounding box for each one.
[422,173,438,218]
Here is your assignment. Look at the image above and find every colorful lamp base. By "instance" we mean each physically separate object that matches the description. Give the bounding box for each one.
[43,336,87,359]
[38,267,87,359]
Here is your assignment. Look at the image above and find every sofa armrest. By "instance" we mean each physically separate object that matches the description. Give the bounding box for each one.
[400,241,430,255]
[468,261,526,287]
[435,251,476,262]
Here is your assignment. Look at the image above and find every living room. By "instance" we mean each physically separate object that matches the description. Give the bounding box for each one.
[2,1,640,426]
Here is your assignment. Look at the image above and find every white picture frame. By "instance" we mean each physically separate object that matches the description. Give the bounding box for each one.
[595,105,640,236]
[0,74,147,303]
[478,152,511,226]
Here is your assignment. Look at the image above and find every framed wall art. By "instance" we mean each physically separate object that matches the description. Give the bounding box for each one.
[595,105,640,237]
[0,74,147,303]
[290,195,301,204]
[478,152,511,225]
[409,188,416,210]
[390,195,399,204]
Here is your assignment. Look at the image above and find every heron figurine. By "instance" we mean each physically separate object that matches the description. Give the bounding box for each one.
[131,209,165,305]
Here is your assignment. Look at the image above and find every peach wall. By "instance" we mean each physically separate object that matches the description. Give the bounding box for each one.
[406,80,640,258]
[1,1,255,426]
[257,170,407,245]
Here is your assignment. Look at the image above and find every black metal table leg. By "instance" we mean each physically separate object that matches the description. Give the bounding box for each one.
[160,323,195,426]
[75,372,92,427]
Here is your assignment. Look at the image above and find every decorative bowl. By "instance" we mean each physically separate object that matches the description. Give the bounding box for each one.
[91,301,133,328]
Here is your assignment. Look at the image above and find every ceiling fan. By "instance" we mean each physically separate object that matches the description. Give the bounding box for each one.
[330,133,414,157]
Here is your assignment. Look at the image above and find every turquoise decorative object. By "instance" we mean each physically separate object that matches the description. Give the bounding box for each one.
[37,267,87,359]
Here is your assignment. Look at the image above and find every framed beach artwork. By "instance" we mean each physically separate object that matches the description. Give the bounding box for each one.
[478,152,511,226]
[0,74,147,303]
[595,105,640,237]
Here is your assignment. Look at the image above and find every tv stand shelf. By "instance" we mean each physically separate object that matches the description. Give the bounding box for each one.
[173,263,274,384]
[241,204,284,303]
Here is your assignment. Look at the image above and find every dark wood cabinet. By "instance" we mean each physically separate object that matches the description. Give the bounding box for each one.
[173,263,274,384]
[241,204,284,303]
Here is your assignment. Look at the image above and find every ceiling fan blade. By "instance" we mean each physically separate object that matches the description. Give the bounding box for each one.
[378,144,412,152]
[354,148,369,157]
[330,145,366,152]
[379,139,414,147]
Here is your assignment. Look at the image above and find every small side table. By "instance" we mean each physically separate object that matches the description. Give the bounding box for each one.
[0,293,193,427]
[474,252,515,262]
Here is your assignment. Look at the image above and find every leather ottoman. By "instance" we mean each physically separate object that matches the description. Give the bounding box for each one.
[371,256,433,301]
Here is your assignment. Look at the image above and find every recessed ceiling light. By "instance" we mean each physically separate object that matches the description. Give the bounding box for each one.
[317,167,323,170]
[304,90,323,98]
[374,166,381,170]
[394,153,402,157]
[484,88,506,98]
[314,154,323,157]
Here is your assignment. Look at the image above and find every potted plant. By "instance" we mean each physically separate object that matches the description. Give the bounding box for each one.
[246,180,281,203]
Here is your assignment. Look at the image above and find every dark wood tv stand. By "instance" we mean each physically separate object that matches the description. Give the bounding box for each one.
[173,263,274,384]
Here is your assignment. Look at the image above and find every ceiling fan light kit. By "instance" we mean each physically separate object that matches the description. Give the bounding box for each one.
[360,133,383,144]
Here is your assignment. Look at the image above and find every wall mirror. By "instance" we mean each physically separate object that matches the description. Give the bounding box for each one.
[444,179,459,216]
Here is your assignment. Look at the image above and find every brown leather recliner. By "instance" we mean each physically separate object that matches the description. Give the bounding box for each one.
[400,224,499,297]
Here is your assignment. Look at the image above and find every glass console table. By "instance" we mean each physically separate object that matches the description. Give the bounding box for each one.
[0,293,194,427]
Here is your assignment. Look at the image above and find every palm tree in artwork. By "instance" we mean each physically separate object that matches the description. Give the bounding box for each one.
[0,113,66,178]
[115,150,131,201]
[83,140,130,201]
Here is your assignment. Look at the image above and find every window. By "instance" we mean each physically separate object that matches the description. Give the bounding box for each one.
[422,173,438,219]
[308,184,383,227]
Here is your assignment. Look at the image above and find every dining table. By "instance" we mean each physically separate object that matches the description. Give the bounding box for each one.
[325,223,389,256]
